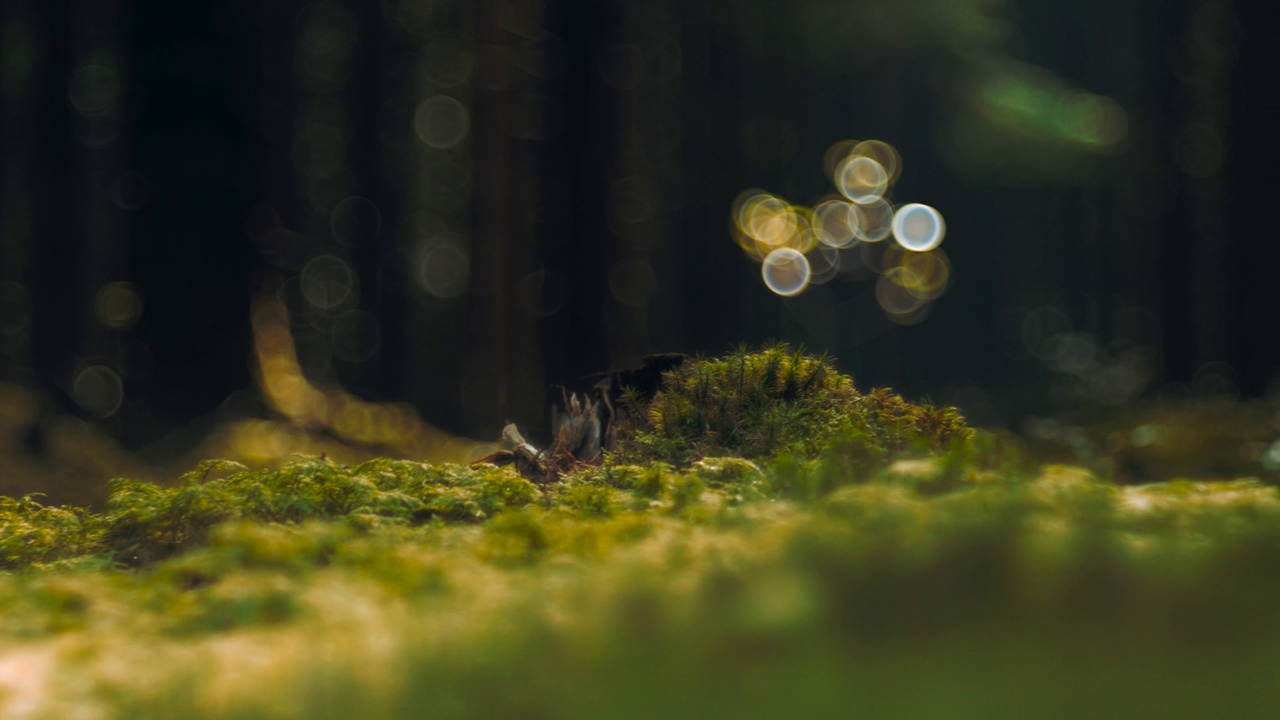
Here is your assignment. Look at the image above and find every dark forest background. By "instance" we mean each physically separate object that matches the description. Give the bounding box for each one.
[1,0,1277,498]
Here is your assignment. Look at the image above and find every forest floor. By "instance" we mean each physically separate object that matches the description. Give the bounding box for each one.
[4,347,1280,719]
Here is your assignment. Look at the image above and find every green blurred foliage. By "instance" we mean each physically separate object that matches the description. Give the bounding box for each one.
[731,0,1130,181]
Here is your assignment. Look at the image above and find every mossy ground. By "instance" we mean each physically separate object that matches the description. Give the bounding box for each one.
[4,348,1280,718]
[613,344,969,464]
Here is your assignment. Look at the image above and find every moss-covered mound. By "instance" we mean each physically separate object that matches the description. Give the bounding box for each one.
[613,344,970,464]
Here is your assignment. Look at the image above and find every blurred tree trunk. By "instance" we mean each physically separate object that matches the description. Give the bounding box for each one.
[465,0,545,437]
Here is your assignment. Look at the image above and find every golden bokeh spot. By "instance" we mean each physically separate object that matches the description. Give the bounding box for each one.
[744,194,798,247]
[836,155,888,205]
[892,247,951,299]
[731,191,820,260]
[93,282,143,329]
[784,206,819,254]
[852,139,902,185]
[822,138,861,181]
[850,198,893,242]
[813,199,858,249]
[876,267,927,316]
[732,139,948,311]
[805,246,841,286]
[877,266,937,327]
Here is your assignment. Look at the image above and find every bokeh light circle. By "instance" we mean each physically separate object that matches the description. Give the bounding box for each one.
[896,248,951,299]
[761,248,811,297]
[785,207,818,254]
[730,138,947,324]
[823,139,860,182]
[418,240,470,299]
[414,95,469,149]
[743,194,797,247]
[892,203,946,251]
[836,156,888,205]
[876,268,928,318]
[851,198,893,242]
[813,199,857,249]
[806,246,841,285]
[300,255,356,309]
[852,140,902,185]
[73,365,124,417]
[68,63,120,117]
[93,282,143,329]
[330,196,382,246]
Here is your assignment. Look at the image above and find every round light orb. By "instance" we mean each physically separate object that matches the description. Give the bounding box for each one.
[414,95,469,149]
[73,365,124,417]
[418,239,470,299]
[761,247,811,297]
[744,195,796,247]
[300,255,355,309]
[851,198,893,242]
[892,203,946,251]
[876,268,927,316]
[836,156,888,205]
[806,246,841,285]
[813,199,857,249]
[94,282,143,329]
[852,139,902,184]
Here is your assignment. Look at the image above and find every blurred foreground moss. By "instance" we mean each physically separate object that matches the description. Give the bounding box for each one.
[5,350,1280,718]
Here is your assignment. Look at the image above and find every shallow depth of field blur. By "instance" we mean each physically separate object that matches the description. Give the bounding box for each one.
[8,348,1280,719]
[2,0,1279,717]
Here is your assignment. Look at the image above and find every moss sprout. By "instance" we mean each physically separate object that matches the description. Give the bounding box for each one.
[0,494,101,570]
[561,482,619,517]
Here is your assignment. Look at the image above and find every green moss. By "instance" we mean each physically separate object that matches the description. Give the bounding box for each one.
[90,458,541,566]
[614,344,971,465]
[689,457,763,485]
[412,462,541,522]
[12,348,1280,718]
[561,482,619,517]
[0,494,102,570]
[482,508,552,565]
[166,571,301,633]
[666,472,705,512]
[591,463,671,499]
[80,458,1280,719]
